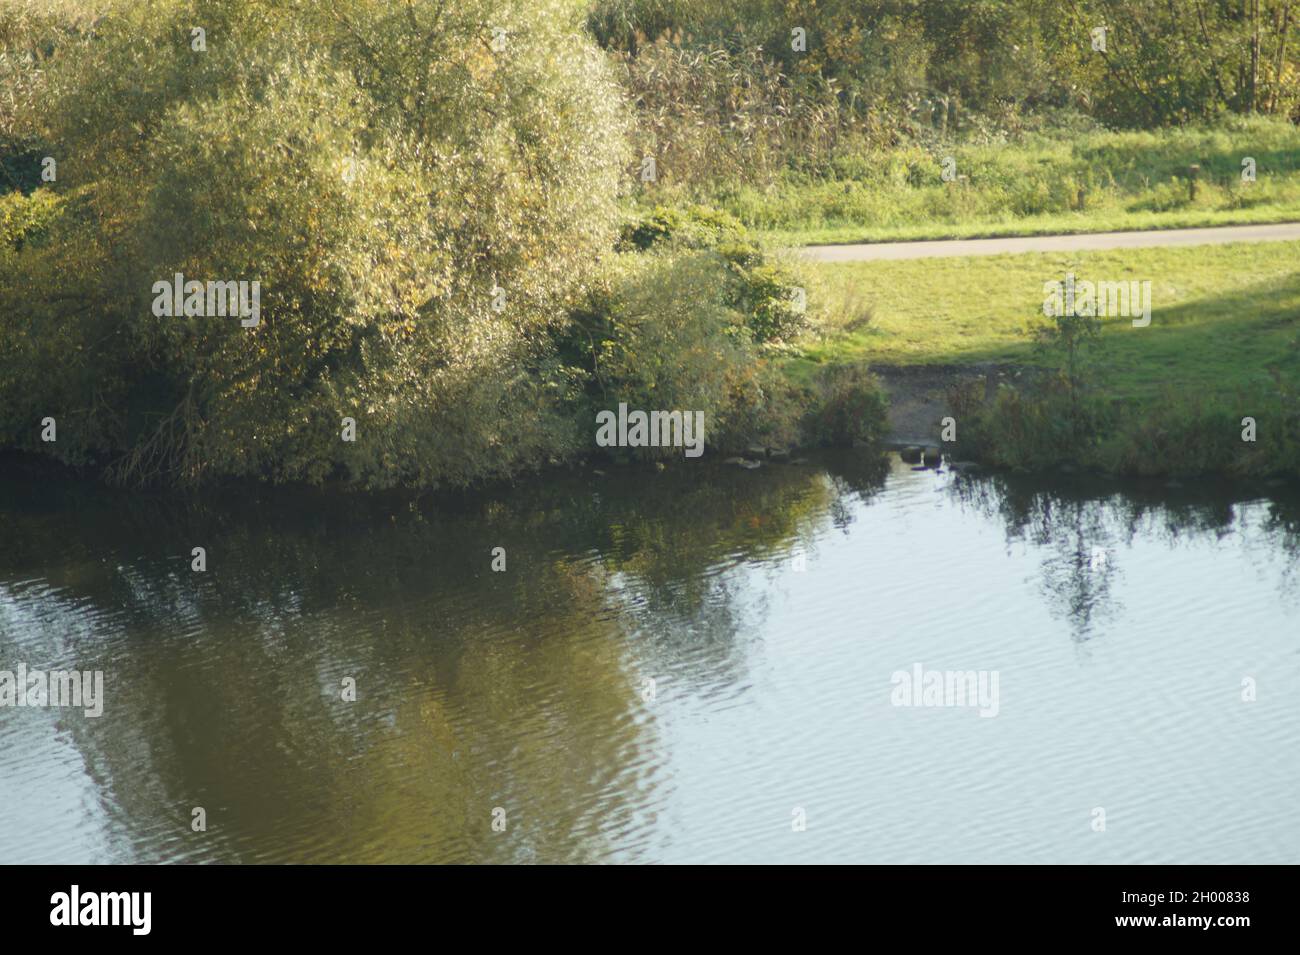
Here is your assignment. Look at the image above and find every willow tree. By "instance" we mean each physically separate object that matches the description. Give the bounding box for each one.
[1,0,630,487]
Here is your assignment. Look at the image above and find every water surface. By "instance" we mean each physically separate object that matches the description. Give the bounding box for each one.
[2,455,1297,863]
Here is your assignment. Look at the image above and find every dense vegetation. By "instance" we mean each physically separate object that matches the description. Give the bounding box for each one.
[0,0,849,487]
[597,1,1300,242]
[594,0,1300,133]
[2,0,627,486]
[598,0,1300,175]
[1,0,1297,486]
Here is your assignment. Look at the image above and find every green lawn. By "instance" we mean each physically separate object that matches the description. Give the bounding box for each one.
[679,118,1300,247]
[791,240,1300,402]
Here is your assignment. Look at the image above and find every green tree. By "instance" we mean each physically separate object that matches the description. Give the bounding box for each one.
[2,0,630,488]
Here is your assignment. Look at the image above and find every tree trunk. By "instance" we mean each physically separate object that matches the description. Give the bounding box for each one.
[1274,2,1293,113]
[1251,0,1261,112]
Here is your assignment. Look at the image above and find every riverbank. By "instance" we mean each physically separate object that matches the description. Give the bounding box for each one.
[789,238,1300,480]
[861,361,1299,483]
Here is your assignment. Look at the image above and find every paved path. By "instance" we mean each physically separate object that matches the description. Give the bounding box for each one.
[798,221,1300,262]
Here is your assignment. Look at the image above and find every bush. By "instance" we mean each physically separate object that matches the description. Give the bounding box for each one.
[947,378,1300,478]
[562,249,804,457]
[618,203,750,251]
[803,364,888,448]
[1,0,630,489]
[619,204,809,343]
[948,382,1111,470]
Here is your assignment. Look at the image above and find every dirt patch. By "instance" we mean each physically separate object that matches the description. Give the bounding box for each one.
[870,363,1035,446]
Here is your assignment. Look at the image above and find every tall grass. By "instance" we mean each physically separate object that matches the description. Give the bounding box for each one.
[696,116,1300,243]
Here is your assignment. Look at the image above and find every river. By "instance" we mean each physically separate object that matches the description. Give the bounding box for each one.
[1,453,1297,863]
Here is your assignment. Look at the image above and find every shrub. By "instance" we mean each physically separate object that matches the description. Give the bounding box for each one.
[947,379,1300,479]
[619,204,809,343]
[948,382,1110,470]
[618,203,749,251]
[1,0,630,489]
[803,364,888,448]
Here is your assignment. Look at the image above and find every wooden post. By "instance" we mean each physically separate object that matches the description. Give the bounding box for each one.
[1188,164,1200,201]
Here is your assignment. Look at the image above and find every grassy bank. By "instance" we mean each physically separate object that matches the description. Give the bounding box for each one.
[796,241,1300,399]
[793,241,1300,477]
[662,119,1300,247]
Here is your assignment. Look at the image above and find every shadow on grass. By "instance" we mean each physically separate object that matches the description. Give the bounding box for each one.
[796,267,1300,401]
